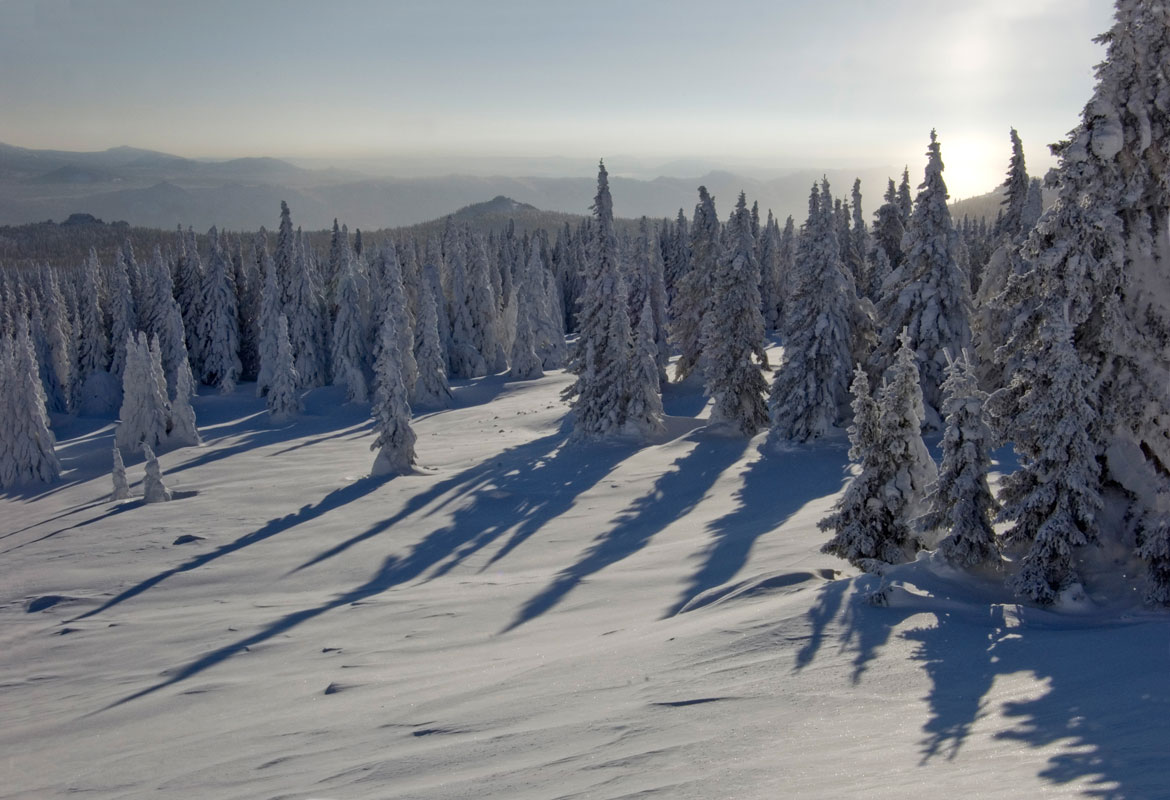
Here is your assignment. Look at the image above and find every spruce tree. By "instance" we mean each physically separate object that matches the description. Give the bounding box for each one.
[919,351,1000,568]
[195,227,242,393]
[509,243,544,381]
[111,445,130,501]
[870,130,973,427]
[370,310,417,476]
[267,314,302,422]
[703,192,770,436]
[255,232,282,397]
[141,444,171,503]
[331,239,371,403]
[996,315,1100,604]
[991,1,1170,603]
[412,279,452,408]
[115,333,169,453]
[0,318,61,488]
[626,293,665,435]
[564,161,633,438]
[767,181,863,443]
[672,186,719,381]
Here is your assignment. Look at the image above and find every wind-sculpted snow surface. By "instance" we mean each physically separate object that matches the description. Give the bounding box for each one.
[1,359,1168,799]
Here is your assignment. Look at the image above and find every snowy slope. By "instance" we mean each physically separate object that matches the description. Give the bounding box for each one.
[2,360,1168,799]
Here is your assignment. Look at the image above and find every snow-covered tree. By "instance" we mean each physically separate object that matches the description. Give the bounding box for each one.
[76,248,108,380]
[0,318,61,488]
[991,1,1170,603]
[767,180,864,443]
[141,444,171,503]
[168,358,200,447]
[412,278,452,408]
[625,293,665,436]
[38,269,74,414]
[287,229,327,388]
[993,128,1030,241]
[820,366,902,569]
[195,227,242,393]
[255,232,282,397]
[872,178,906,276]
[870,130,972,427]
[331,239,371,403]
[370,311,417,476]
[703,192,770,436]
[919,351,1000,569]
[563,161,633,438]
[111,445,130,501]
[371,241,419,395]
[995,315,1101,604]
[445,233,488,379]
[672,186,720,381]
[509,243,544,381]
[267,314,302,422]
[106,253,137,382]
[115,333,169,453]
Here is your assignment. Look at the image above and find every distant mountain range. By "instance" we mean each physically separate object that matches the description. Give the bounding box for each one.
[0,142,997,232]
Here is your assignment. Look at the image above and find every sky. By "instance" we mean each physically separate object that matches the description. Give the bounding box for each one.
[0,0,1116,198]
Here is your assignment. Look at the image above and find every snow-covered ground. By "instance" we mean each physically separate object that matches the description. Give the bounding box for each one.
[3,361,1168,799]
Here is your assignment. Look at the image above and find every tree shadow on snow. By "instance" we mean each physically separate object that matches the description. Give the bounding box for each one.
[796,571,1170,797]
[100,420,641,710]
[289,420,593,575]
[665,443,849,617]
[69,475,389,622]
[503,434,750,633]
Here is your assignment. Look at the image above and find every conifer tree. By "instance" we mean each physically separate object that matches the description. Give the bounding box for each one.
[267,314,302,422]
[412,278,452,408]
[331,239,371,403]
[168,357,201,447]
[509,243,544,381]
[919,351,999,568]
[758,211,783,330]
[626,293,665,435]
[564,161,633,438]
[870,130,972,427]
[115,333,169,453]
[255,232,282,397]
[993,128,1030,241]
[287,230,327,388]
[703,192,770,436]
[370,311,417,476]
[0,318,61,488]
[767,181,863,443]
[672,186,720,381]
[371,241,419,394]
[77,248,108,380]
[990,1,1170,603]
[111,445,130,501]
[106,254,137,382]
[872,178,906,275]
[995,315,1100,604]
[38,269,74,414]
[141,444,171,503]
[819,367,899,569]
[446,233,488,378]
[195,227,242,393]
[896,167,913,223]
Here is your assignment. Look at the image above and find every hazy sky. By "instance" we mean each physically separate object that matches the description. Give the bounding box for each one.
[0,0,1115,197]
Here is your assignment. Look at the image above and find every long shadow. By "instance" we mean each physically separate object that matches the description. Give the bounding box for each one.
[504,435,749,633]
[102,549,409,710]
[798,570,1170,796]
[0,499,143,555]
[69,476,388,622]
[290,423,583,574]
[905,604,1003,763]
[986,617,1170,798]
[666,443,849,617]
